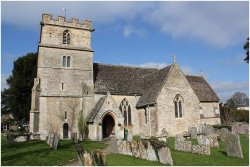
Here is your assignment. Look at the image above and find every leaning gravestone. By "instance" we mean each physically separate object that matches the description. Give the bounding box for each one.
[188,127,198,139]
[224,133,243,159]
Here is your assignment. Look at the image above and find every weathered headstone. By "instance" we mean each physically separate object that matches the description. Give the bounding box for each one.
[53,134,59,150]
[127,133,133,141]
[7,133,15,146]
[49,133,55,147]
[188,127,197,139]
[197,134,219,148]
[224,133,243,159]
[158,147,173,166]
[174,135,192,152]
[192,145,210,155]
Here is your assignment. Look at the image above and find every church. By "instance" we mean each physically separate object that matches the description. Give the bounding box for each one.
[29,14,221,141]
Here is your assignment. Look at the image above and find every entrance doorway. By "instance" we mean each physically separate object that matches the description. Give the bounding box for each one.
[102,114,115,138]
[63,123,68,139]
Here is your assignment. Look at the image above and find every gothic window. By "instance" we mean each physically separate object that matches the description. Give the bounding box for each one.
[63,30,70,44]
[174,94,183,118]
[119,98,132,125]
[144,108,148,124]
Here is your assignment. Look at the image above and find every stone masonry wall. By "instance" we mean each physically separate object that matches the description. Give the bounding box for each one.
[156,64,200,136]
[199,102,221,125]
[39,96,81,140]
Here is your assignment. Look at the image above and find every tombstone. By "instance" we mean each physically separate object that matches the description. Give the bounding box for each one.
[224,133,243,159]
[204,124,215,136]
[192,145,210,155]
[49,133,55,147]
[91,149,107,166]
[46,133,51,144]
[219,128,229,141]
[158,147,173,165]
[188,127,197,139]
[7,133,15,146]
[127,133,133,141]
[53,134,59,150]
[174,135,192,152]
[109,137,118,154]
[197,134,218,148]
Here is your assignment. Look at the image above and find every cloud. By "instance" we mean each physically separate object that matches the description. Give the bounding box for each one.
[123,25,146,38]
[211,81,249,102]
[1,74,10,91]
[2,2,248,48]
[145,2,249,48]
[2,1,152,29]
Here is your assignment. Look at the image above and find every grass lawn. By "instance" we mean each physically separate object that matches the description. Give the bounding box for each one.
[1,134,249,166]
[167,135,249,166]
[1,134,107,166]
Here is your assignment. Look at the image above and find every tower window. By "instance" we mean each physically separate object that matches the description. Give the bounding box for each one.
[67,56,70,67]
[174,94,184,118]
[63,30,70,44]
[65,111,67,119]
[63,56,71,67]
[62,83,64,90]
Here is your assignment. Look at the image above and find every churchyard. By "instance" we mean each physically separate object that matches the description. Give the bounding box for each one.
[1,129,249,166]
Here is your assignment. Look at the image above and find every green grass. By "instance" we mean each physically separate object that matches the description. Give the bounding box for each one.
[2,134,249,166]
[1,135,107,166]
[167,135,249,166]
[107,153,164,166]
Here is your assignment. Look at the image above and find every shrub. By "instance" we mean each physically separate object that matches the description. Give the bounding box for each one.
[148,136,167,150]
[133,135,141,142]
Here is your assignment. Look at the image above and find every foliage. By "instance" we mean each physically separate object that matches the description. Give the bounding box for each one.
[1,52,37,122]
[244,37,249,63]
[219,104,236,125]
[167,135,249,166]
[132,135,141,142]
[212,124,232,131]
[148,136,167,150]
[226,92,249,109]
[234,110,249,123]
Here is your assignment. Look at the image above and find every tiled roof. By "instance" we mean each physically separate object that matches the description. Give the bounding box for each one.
[186,75,219,102]
[93,63,219,108]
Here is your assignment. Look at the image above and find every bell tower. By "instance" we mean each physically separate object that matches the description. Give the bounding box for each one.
[30,14,95,140]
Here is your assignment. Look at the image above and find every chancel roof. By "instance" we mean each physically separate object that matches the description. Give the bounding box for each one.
[93,63,219,108]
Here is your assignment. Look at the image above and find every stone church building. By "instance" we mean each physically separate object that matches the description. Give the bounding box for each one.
[29,14,221,141]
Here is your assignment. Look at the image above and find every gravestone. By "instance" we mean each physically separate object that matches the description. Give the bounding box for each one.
[174,135,192,152]
[53,134,59,150]
[219,128,229,141]
[49,133,55,147]
[224,133,243,159]
[192,145,210,155]
[197,135,219,148]
[188,127,197,139]
[158,147,173,165]
[46,133,51,144]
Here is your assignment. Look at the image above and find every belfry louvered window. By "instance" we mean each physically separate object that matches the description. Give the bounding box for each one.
[174,94,183,118]
[63,30,70,44]
[119,98,132,125]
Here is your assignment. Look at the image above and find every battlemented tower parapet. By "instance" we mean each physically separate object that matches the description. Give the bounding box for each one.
[41,14,94,31]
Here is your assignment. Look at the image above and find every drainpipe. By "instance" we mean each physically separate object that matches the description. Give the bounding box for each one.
[148,105,151,137]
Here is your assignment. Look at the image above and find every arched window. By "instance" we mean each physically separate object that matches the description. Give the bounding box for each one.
[63,56,66,67]
[174,94,183,118]
[67,56,70,67]
[119,98,132,125]
[63,30,70,44]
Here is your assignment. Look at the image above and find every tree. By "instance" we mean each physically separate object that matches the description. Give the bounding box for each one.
[244,37,249,63]
[226,92,249,109]
[1,52,37,122]
[78,110,88,140]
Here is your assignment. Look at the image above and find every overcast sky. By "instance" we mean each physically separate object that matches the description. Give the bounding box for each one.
[1,1,249,102]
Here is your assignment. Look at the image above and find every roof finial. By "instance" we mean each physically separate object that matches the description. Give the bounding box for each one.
[200,68,203,77]
[173,53,176,64]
